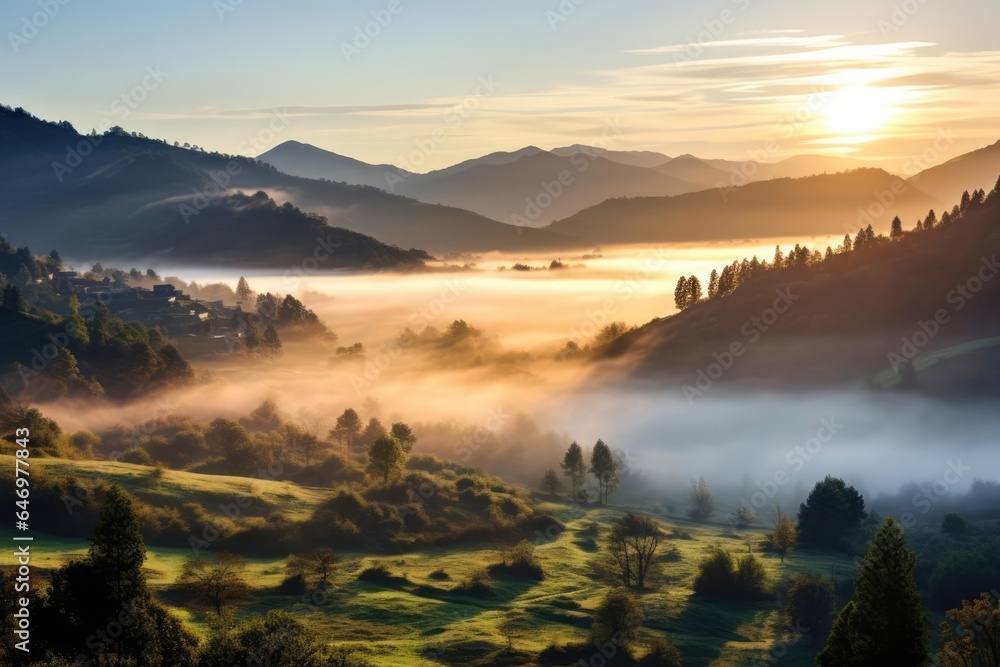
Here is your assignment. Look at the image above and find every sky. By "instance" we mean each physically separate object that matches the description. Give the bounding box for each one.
[3,0,1000,173]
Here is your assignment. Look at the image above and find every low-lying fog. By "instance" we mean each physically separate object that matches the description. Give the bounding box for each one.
[49,239,1000,512]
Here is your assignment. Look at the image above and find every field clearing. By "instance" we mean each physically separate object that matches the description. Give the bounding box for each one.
[1,456,861,666]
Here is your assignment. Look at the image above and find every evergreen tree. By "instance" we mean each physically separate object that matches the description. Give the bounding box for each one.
[687,276,703,305]
[890,216,903,239]
[235,276,254,305]
[817,517,929,666]
[924,209,937,230]
[560,441,587,500]
[707,269,719,299]
[589,439,619,505]
[329,408,362,450]
[540,469,562,496]
[390,422,417,452]
[673,276,688,310]
[262,323,282,354]
[90,484,147,607]
[773,245,784,269]
[1,285,25,312]
[797,476,866,550]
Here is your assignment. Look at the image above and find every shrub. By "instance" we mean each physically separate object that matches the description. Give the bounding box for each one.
[638,637,683,666]
[454,566,493,595]
[119,446,154,466]
[357,562,394,583]
[427,569,450,581]
[694,547,768,599]
[787,573,837,644]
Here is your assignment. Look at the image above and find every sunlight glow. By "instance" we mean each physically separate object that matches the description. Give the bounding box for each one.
[821,85,897,139]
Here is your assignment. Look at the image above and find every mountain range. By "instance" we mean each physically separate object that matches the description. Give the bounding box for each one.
[258,141,881,225]
[3,103,999,264]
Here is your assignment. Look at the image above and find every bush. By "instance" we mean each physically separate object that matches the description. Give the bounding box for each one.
[119,446,154,466]
[638,637,683,667]
[454,566,493,595]
[357,562,394,583]
[694,547,768,599]
[491,539,544,579]
[786,573,837,644]
[427,569,450,581]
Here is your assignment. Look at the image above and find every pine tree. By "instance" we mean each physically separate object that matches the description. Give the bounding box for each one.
[924,209,937,230]
[707,269,719,299]
[687,276,702,304]
[817,517,929,666]
[90,484,147,608]
[674,277,688,310]
[235,276,254,305]
[540,469,562,496]
[560,442,587,500]
[773,245,784,270]
[589,439,619,505]
[890,216,903,239]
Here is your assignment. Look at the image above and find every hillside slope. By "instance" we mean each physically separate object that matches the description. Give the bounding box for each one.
[547,169,940,244]
[603,183,1000,391]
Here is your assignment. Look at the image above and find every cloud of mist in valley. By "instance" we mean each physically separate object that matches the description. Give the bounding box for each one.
[37,242,1000,516]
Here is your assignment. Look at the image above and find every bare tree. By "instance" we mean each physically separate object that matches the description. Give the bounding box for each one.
[607,513,663,588]
[177,552,251,616]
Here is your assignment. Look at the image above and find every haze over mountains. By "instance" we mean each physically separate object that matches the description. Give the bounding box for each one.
[259,140,880,225]
[4,103,1000,263]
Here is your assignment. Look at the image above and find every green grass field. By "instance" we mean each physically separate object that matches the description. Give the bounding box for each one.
[1,457,863,666]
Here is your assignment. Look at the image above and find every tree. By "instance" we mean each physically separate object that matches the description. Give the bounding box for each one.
[262,323,282,354]
[198,610,342,667]
[360,416,387,449]
[90,484,147,608]
[687,276,703,305]
[770,505,797,563]
[329,408,362,450]
[689,477,714,521]
[207,418,251,471]
[591,589,644,646]
[498,609,526,652]
[177,552,252,616]
[924,209,937,230]
[890,215,904,238]
[540,469,562,497]
[773,244,784,269]
[390,422,417,452]
[937,592,1000,667]
[367,435,406,484]
[287,548,343,590]
[589,439,619,505]
[608,513,663,588]
[560,442,587,499]
[707,269,719,298]
[283,422,322,467]
[674,277,688,310]
[787,573,836,644]
[732,506,755,528]
[817,517,929,666]
[1,285,25,312]
[236,276,256,306]
[797,476,866,550]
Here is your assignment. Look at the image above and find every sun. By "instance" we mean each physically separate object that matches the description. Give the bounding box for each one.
[821,85,896,137]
